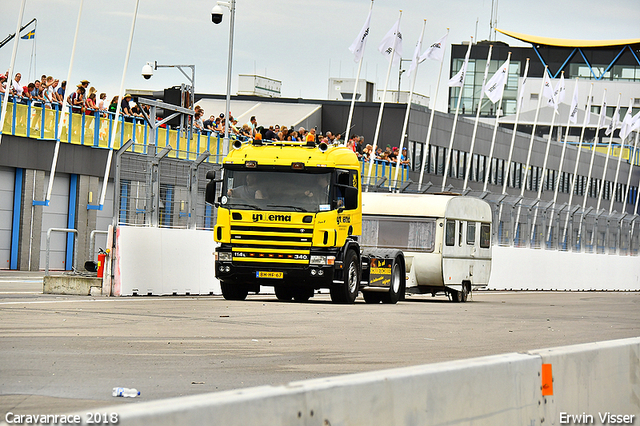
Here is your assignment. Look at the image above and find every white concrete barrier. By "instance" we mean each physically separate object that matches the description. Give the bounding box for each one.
[31,338,638,426]
[489,246,640,291]
[113,227,219,296]
[532,337,640,426]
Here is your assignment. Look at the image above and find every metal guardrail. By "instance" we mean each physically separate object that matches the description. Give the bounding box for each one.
[89,230,109,262]
[45,228,78,276]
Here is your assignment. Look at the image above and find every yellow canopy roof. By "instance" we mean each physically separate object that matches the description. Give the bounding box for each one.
[496,28,640,48]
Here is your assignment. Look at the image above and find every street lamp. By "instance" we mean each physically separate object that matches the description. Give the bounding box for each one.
[211,0,235,155]
[141,61,195,110]
[141,60,196,139]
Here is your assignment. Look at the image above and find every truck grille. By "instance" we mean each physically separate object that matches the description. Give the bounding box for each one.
[230,224,313,265]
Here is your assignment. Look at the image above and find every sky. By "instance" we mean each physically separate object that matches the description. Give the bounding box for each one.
[1,0,639,113]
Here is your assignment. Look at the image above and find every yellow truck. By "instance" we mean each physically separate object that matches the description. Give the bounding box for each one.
[205,139,406,304]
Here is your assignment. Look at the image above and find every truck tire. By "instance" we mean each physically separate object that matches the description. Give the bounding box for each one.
[330,249,360,304]
[275,286,294,301]
[381,256,404,304]
[221,281,249,301]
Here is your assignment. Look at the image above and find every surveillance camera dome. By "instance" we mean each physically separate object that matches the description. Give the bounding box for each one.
[141,63,154,80]
[211,4,224,24]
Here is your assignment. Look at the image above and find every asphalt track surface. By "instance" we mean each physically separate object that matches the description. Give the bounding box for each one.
[1,272,639,418]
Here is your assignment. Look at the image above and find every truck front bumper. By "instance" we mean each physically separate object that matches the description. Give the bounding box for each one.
[215,261,338,288]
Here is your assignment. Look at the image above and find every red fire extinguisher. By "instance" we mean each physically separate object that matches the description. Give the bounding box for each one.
[97,248,107,278]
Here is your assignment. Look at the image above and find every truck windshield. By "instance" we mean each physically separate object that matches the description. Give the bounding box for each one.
[221,170,333,213]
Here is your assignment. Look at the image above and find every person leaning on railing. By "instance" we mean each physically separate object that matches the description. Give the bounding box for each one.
[67,85,85,114]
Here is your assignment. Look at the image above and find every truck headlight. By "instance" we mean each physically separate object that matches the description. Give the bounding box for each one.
[310,255,335,265]
[216,252,232,262]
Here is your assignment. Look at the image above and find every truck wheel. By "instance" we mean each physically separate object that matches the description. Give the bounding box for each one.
[221,281,248,301]
[362,291,382,304]
[275,286,293,301]
[381,257,403,304]
[293,288,314,302]
[330,249,360,304]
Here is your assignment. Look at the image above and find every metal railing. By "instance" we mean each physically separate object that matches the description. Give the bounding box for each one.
[45,228,78,275]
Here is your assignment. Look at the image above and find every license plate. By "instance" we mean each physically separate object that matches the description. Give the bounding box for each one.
[256,271,283,279]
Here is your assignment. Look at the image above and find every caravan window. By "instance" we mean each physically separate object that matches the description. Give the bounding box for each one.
[445,220,455,246]
[362,216,436,252]
[467,222,476,245]
[480,223,491,248]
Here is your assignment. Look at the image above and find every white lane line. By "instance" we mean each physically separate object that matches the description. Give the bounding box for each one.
[0,280,42,283]
[0,291,41,294]
[0,297,203,306]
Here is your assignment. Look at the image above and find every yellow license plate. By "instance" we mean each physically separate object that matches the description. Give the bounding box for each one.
[256,271,283,279]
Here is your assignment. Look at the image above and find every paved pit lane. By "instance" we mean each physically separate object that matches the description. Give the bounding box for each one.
[1,274,638,416]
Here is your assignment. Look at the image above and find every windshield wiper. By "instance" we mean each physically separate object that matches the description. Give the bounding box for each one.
[225,203,262,210]
[266,204,308,212]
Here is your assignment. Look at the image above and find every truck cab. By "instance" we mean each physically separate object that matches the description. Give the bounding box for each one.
[206,140,367,303]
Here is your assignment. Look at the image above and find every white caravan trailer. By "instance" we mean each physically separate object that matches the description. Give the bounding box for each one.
[360,193,492,302]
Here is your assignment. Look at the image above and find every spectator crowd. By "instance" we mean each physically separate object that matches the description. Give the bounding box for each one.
[1,69,409,166]
[0,69,149,119]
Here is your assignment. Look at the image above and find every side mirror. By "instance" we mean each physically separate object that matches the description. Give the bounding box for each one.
[205,170,220,205]
[205,180,218,205]
[343,186,359,210]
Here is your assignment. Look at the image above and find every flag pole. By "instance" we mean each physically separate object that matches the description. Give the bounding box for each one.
[514,67,548,244]
[530,69,562,246]
[99,0,141,209]
[0,0,27,149]
[580,89,607,251]
[463,44,492,191]
[391,19,426,191]
[547,77,579,244]
[344,0,374,145]
[418,28,449,191]
[608,98,633,214]
[595,93,621,213]
[621,129,639,212]
[501,58,529,196]
[44,0,85,204]
[482,51,511,193]
[366,10,402,190]
[562,83,593,247]
[441,36,473,192]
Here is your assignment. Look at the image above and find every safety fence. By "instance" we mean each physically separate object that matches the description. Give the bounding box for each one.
[484,193,640,255]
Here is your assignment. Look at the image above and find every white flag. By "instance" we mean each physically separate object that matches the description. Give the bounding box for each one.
[419,32,448,63]
[378,18,403,66]
[553,73,566,105]
[484,58,509,104]
[585,95,592,125]
[605,104,620,136]
[619,99,634,140]
[448,41,471,87]
[407,34,423,78]
[349,9,372,63]
[598,93,608,129]
[568,82,579,124]
[631,111,640,132]
[542,72,558,113]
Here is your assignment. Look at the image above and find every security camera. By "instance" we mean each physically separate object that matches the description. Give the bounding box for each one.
[141,62,154,80]
[211,4,224,24]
